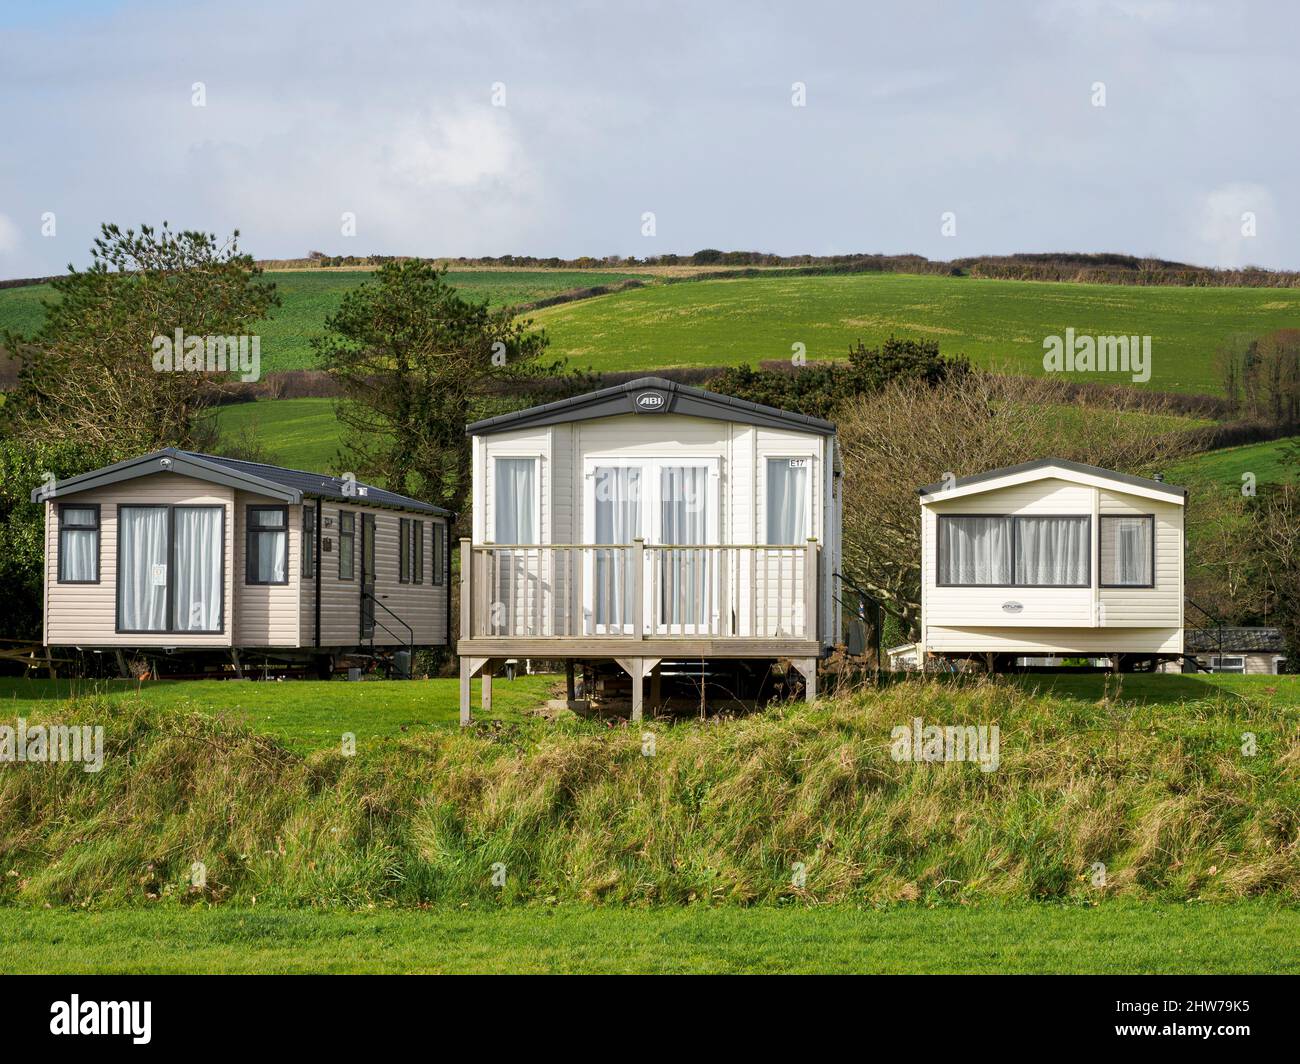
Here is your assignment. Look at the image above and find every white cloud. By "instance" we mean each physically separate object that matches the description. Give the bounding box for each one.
[0,213,21,257]
[1195,183,1276,268]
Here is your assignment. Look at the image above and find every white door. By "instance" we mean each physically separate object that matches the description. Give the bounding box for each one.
[582,458,719,634]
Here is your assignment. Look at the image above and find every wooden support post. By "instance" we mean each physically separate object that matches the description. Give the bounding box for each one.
[794,658,818,703]
[459,538,472,640]
[565,660,576,701]
[482,662,493,713]
[614,657,661,723]
[632,538,645,639]
[804,538,819,641]
[459,656,472,726]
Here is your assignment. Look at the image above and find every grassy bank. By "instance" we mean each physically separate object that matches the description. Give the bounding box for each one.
[1,903,1294,973]
[1,678,1295,910]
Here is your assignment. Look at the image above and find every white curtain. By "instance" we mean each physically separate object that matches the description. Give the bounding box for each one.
[939,516,1012,585]
[174,507,222,631]
[494,458,536,543]
[1015,517,1089,586]
[766,459,808,543]
[60,507,98,581]
[594,465,641,626]
[249,509,286,583]
[119,507,169,630]
[1103,517,1152,585]
[660,466,708,626]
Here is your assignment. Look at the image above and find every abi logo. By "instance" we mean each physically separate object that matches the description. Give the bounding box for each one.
[634,391,666,412]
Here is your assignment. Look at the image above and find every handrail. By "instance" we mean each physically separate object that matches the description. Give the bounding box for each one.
[466,541,819,641]
[362,590,415,671]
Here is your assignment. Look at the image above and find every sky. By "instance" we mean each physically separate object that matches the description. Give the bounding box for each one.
[0,0,1296,278]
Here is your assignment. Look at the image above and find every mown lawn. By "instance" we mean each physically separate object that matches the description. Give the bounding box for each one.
[0,269,641,374]
[0,674,560,753]
[1004,672,1300,706]
[533,272,1300,391]
[0,902,1294,973]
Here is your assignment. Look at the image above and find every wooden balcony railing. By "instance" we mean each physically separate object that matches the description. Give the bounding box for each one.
[460,539,819,641]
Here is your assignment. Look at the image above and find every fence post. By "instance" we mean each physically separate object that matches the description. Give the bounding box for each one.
[804,538,819,640]
[633,538,645,639]
[459,538,472,640]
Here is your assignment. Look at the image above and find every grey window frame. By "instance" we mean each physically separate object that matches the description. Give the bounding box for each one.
[302,506,316,578]
[246,505,289,586]
[338,511,355,580]
[116,503,226,635]
[57,503,101,584]
[412,520,424,585]
[936,513,1092,589]
[431,522,446,586]
[1098,514,1155,589]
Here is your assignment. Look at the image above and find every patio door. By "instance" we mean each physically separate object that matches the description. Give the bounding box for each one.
[583,458,719,634]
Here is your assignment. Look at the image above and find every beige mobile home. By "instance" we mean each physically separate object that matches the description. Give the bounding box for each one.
[917,459,1185,670]
[33,448,452,673]
[458,377,842,721]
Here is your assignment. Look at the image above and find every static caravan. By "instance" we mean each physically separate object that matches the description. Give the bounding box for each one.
[917,459,1186,670]
[34,448,452,674]
[458,376,842,721]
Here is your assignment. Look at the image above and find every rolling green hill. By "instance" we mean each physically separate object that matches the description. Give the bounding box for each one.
[0,269,641,373]
[534,272,1300,392]
[1172,435,1298,489]
[6,268,1296,391]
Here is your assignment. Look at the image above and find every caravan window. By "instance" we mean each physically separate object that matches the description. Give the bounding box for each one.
[58,504,100,583]
[118,504,224,633]
[1100,515,1154,587]
[766,458,810,544]
[494,458,537,544]
[938,515,1090,587]
[246,506,288,585]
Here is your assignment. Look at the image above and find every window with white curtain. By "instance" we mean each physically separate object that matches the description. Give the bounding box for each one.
[58,505,100,583]
[660,465,708,626]
[119,506,169,631]
[173,506,223,631]
[593,465,641,626]
[938,516,1013,585]
[766,458,809,544]
[1014,516,1090,586]
[1100,515,1154,587]
[494,458,537,543]
[118,504,224,632]
[247,506,288,584]
[938,515,1090,587]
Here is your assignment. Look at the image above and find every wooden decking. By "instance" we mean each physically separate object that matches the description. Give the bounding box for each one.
[457,539,822,724]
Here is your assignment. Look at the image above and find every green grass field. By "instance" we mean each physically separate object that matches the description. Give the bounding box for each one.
[0,674,559,753]
[208,397,344,471]
[1172,435,1298,489]
[534,272,1300,391]
[0,269,640,373]
[1,902,1294,974]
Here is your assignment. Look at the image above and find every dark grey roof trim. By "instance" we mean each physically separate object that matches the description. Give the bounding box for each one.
[31,448,451,516]
[466,376,836,437]
[917,458,1187,500]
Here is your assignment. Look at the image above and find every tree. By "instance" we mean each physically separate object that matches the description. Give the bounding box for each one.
[316,261,573,523]
[1253,481,1300,667]
[1218,329,1300,426]
[837,373,1192,630]
[0,437,124,640]
[711,336,970,422]
[5,223,279,452]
